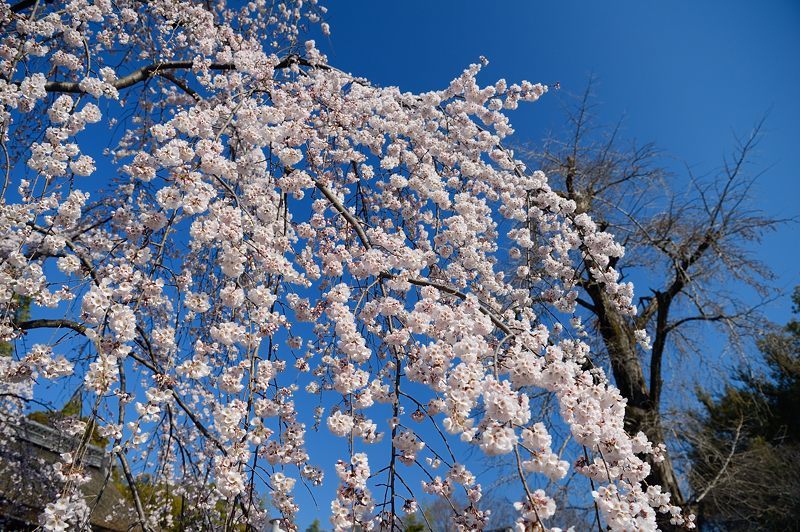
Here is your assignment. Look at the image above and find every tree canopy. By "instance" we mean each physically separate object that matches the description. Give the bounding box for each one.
[0,1,698,531]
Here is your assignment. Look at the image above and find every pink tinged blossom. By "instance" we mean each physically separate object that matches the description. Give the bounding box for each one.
[0,3,691,529]
[326,410,354,437]
[108,304,136,342]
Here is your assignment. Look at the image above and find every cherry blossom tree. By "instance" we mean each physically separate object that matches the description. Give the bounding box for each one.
[0,1,693,530]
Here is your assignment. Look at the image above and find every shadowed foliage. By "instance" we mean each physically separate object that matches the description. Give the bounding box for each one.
[688,287,800,530]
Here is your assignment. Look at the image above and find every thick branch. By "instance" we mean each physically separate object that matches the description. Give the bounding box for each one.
[649,292,671,407]
[667,314,727,333]
[156,71,200,101]
[16,318,87,335]
[43,54,322,95]
[10,0,48,13]
[44,62,234,93]
[117,451,153,532]
[314,179,371,248]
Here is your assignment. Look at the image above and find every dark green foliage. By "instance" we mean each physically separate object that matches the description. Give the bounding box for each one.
[403,513,426,532]
[306,518,324,532]
[690,288,800,531]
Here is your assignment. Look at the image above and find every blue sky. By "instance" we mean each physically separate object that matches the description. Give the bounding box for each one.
[314,0,800,321]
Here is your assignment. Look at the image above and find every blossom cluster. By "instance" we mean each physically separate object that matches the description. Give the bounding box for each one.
[0,0,692,530]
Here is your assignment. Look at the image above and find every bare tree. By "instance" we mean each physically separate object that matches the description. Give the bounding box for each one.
[518,80,784,528]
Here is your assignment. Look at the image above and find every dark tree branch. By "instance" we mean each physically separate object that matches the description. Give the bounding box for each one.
[156,71,200,101]
[576,296,598,314]
[42,54,323,95]
[10,0,51,14]
[44,62,235,93]
[649,291,671,407]
[16,318,87,335]
[117,451,153,532]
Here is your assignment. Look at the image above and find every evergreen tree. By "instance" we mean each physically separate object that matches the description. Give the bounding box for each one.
[305,519,323,532]
[403,513,425,532]
[689,287,800,530]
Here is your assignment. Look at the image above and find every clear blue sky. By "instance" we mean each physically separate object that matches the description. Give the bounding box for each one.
[314,0,800,321]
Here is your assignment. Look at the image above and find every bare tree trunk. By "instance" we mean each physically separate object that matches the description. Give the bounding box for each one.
[589,285,685,529]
